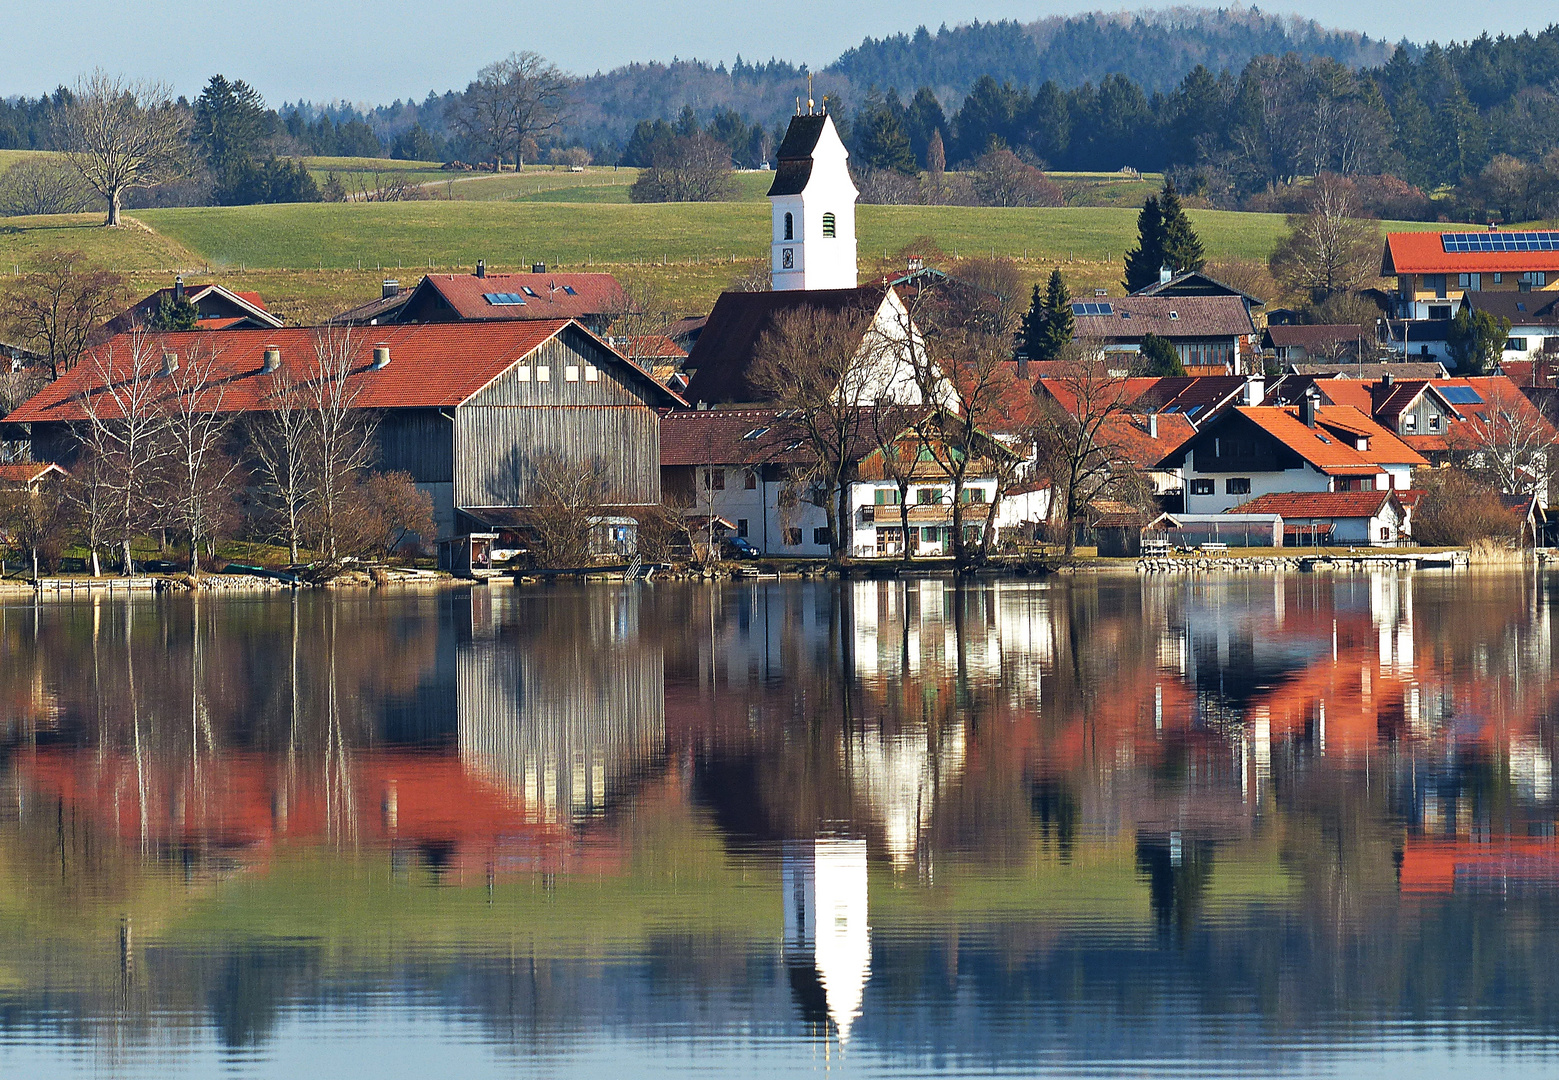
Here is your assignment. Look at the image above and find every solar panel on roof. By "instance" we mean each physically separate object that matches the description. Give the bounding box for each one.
[1440,231,1559,253]
[484,292,526,305]
[1070,302,1114,316]
[1439,386,1484,404]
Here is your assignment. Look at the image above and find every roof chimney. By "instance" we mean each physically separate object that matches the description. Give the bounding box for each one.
[532,262,546,274]
[173,275,185,303]
[160,351,179,377]
[1300,390,1319,428]
[475,260,486,279]
[262,345,281,373]
[1381,372,1394,388]
[1242,374,1265,407]
[371,344,391,370]
[1160,264,1173,285]
[382,278,400,299]
[1148,411,1159,439]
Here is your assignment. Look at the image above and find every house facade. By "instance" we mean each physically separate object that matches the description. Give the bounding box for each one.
[1461,291,1559,365]
[1381,229,1559,320]
[103,279,283,336]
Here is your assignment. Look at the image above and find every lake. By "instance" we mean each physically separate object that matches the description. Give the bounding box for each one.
[1,571,1558,1078]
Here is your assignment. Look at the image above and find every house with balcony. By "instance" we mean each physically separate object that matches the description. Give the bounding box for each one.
[1381,229,1559,321]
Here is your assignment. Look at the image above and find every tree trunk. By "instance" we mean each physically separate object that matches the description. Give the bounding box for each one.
[951,479,966,566]
[190,536,200,575]
[122,537,134,575]
[833,481,850,563]
[91,548,101,578]
[106,188,122,227]
[980,493,1004,559]
[899,490,913,566]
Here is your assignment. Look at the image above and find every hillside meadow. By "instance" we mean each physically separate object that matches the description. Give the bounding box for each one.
[0,198,1450,321]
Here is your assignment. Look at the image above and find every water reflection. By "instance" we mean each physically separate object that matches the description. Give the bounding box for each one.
[1,570,1559,1076]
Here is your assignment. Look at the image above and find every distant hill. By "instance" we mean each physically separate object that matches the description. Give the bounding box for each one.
[564,7,1399,146]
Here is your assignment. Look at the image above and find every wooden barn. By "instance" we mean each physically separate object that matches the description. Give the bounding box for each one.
[4,321,683,549]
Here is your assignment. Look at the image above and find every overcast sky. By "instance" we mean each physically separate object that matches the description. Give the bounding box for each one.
[5,0,1553,105]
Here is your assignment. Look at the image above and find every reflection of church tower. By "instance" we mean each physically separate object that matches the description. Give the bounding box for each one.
[769,101,858,292]
[782,838,871,1041]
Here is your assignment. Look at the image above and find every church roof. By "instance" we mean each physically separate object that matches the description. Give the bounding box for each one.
[768,113,831,197]
[682,286,887,404]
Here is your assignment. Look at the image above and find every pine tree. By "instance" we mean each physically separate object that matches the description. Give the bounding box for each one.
[1138,333,1186,377]
[1157,180,1205,276]
[1122,193,1163,293]
[856,106,917,175]
[1021,269,1074,361]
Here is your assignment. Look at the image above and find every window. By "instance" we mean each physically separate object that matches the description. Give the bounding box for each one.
[784,528,802,546]
[963,488,987,504]
[736,519,748,538]
[1380,526,1391,541]
[1190,479,1214,495]
[822,212,836,237]
[1508,337,1529,351]
[516,366,531,382]
[813,527,832,545]
[740,426,769,440]
[779,487,798,508]
[921,527,940,543]
[703,468,725,491]
[1429,415,1440,432]
[1225,478,1251,495]
[565,365,580,381]
[1427,305,1452,320]
[561,285,577,296]
[875,489,902,505]
[1404,414,1418,432]
[1424,274,1447,298]
[917,487,944,504]
[1168,310,1179,320]
[584,365,599,381]
[535,365,550,382]
[1458,272,1482,290]
[744,470,757,490]
[521,286,538,298]
[783,212,794,240]
[1521,272,1549,286]
[1495,273,1504,283]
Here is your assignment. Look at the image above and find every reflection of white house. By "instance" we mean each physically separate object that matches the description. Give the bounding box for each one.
[782,838,871,1042]
[849,725,966,867]
[456,591,665,822]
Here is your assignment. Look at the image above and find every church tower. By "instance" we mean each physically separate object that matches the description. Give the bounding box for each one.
[768,103,858,291]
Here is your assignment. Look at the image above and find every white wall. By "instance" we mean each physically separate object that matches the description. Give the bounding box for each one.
[771,115,858,292]
[1181,462,1332,514]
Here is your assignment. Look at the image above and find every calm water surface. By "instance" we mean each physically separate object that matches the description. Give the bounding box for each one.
[2,572,1559,1078]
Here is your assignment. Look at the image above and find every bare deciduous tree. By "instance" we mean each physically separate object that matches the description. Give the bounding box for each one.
[1269,173,1381,303]
[305,328,378,561]
[522,452,611,568]
[0,470,69,578]
[0,250,124,380]
[0,156,96,217]
[629,132,737,203]
[57,72,190,226]
[160,340,240,573]
[445,52,569,172]
[248,359,314,563]
[78,330,169,573]
[1450,381,1555,497]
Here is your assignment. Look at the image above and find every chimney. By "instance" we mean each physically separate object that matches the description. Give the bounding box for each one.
[173,275,184,303]
[1242,374,1265,407]
[1148,412,1159,439]
[1159,264,1173,285]
[371,344,391,370]
[532,262,546,274]
[262,345,281,373]
[1300,390,1319,428]
[382,278,399,299]
[475,260,486,279]
[1017,355,1029,380]
[160,351,179,377]
[1381,372,1394,388]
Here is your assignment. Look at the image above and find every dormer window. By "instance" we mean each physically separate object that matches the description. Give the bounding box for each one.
[784,212,794,241]
[822,213,836,238]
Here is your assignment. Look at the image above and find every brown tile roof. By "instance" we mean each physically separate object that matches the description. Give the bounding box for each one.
[104,283,281,337]
[623,334,686,360]
[1070,294,1256,341]
[7,322,683,425]
[659,408,818,467]
[406,273,630,322]
[329,288,413,326]
[1231,490,1400,519]
[1265,324,1369,350]
[1462,290,1559,325]
[682,286,886,404]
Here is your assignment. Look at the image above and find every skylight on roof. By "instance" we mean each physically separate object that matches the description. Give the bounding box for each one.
[1441,231,1559,253]
[742,426,770,440]
[521,286,538,298]
[1439,386,1485,404]
[1071,302,1113,316]
[483,292,526,305]
[561,285,578,296]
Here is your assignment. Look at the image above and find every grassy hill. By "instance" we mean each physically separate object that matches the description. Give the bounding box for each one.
[0,198,1449,322]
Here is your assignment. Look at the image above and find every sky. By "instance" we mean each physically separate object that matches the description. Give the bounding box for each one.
[5,0,1555,106]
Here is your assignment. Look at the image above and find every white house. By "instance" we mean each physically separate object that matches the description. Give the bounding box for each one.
[1158,395,1427,515]
[769,108,858,292]
[1229,490,1412,546]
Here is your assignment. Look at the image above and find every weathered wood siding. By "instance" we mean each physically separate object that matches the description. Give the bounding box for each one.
[378,409,453,483]
[455,329,662,507]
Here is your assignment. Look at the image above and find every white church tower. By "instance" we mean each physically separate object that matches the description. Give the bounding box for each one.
[769,101,858,291]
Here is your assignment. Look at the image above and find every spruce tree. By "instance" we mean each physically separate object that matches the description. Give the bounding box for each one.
[1157,180,1205,276]
[1122,193,1163,293]
[1037,269,1073,360]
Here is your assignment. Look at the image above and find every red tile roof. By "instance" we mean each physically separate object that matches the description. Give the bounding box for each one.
[0,462,65,485]
[1163,406,1426,475]
[1382,231,1559,275]
[1231,490,1400,519]
[410,273,630,322]
[1098,412,1197,470]
[7,322,683,425]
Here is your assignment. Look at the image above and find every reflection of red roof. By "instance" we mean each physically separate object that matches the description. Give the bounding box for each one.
[1400,837,1559,894]
[1383,231,1559,275]
[8,322,685,424]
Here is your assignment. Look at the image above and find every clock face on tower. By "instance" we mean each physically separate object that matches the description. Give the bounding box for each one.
[782,248,794,269]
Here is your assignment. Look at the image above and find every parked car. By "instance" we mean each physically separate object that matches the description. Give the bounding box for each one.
[723,537,760,559]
